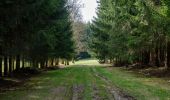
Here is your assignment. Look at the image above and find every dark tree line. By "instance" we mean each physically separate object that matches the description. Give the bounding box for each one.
[91,0,170,68]
[0,0,75,77]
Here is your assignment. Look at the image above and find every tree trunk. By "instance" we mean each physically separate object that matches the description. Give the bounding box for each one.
[62,60,65,64]
[40,61,45,69]
[8,56,12,76]
[45,60,48,68]
[64,60,67,66]
[12,58,15,71]
[12,58,14,73]
[16,55,20,70]
[67,60,69,65]
[149,50,155,66]
[0,56,2,77]
[4,56,8,76]
[22,56,25,68]
[165,36,168,68]
[22,58,25,68]
[33,60,38,68]
[51,59,54,66]
[115,57,118,66]
[167,41,170,69]
[72,59,75,64]
[55,58,59,66]
[155,47,160,67]
[143,51,150,65]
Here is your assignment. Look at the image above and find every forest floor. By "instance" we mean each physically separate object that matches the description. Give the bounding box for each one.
[1,60,170,100]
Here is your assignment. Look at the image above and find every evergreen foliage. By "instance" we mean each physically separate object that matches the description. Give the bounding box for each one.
[91,0,170,67]
[0,0,75,76]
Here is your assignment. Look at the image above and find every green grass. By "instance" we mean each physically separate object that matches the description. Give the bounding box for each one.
[95,67,170,100]
[70,59,100,65]
[1,60,170,100]
[0,66,111,100]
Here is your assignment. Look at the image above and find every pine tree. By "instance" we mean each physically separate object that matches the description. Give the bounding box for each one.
[0,0,75,76]
[91,0,170,67]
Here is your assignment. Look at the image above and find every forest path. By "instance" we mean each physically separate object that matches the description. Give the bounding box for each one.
[1,60,170,100]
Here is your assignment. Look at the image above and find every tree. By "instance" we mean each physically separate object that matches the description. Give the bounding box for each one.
[90,0,170,67]
[0,0,75,76]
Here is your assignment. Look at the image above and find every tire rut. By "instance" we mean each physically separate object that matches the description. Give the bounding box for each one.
[92,68,135,100]
[72,84,84,100]
[92,84,107,100]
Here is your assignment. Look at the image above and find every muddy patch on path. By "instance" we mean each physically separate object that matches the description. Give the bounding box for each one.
[92,84,110,100]
[92,85,101,100]
[93,68,135,100]
[47,86,68,100]
[72,84,84,100]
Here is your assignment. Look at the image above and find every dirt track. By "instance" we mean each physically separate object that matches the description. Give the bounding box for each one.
[0,66,136,100]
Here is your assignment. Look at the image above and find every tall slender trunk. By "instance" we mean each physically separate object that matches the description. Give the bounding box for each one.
[115,57,118,66]
[45,60,48,68]
[165,36,168,68]
[4,56,8,76]
[51,59,54,66]
[167,41,170,69]
[40,61,45,69]
[109,58,112,64]
[12,58,15,71]
[62,60,65,64]
[8,56,12,76]
[22,58,25,68]
[143,51,149,65]
[72,59,75,64]
[16,55,20,70]
[155,47,160,67]
[33,60,38,68]
[12,58,14,73]
[0,56,2,77]
[55,58,59,66]
[66,60,69,65]
[158,47,161,66]
[64,60,67,66]
[149,50,155,66]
